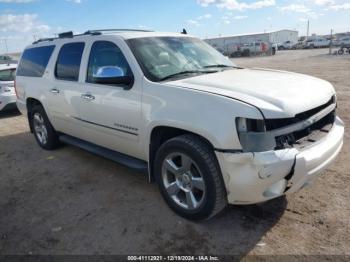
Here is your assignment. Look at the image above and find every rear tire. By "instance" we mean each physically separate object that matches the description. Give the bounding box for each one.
[154,134,227,221]
[30,105,60,150]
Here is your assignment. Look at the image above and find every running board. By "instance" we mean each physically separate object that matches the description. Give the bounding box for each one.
[59,134,148,173]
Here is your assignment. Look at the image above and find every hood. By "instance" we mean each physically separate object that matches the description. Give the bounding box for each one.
[168,68,335,119]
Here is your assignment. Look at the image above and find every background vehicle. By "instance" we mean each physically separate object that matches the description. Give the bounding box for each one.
[337,36,350,47]
[226,44,241,58]
[277,41,294,50]
[15,30,344,221]
[0,55,12,64]
[291,41,305,50]
[337,45,350,55]
[0,64,17,111]
[306,38,330,48]
[240,42,269,56]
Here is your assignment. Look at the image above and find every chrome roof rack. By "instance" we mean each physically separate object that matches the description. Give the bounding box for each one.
[32,30,101,45]
[32,37,56,45]
[84,29,154,34]
[32,29,154,45]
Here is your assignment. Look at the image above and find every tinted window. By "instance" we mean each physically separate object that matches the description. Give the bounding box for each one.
[17,46,55,77]
[55,42,85,81]
[87,41,132,84]
[0,69,16,81]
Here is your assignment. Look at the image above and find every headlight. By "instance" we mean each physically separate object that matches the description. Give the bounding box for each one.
[236,117,266,132]
[236,117,276,152]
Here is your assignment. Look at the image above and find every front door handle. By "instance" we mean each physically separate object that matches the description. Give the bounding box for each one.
[50,88,60,94]
[81,93,95,101]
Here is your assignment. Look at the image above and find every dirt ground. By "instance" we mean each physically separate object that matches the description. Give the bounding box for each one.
[0,49,349,256]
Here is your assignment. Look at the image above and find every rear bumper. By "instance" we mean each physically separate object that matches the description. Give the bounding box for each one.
[216,117,344,205]
[16,99,27,115]
[0,93,17,111]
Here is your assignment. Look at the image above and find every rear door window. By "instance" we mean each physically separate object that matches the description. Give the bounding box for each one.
[17,45,55,77]
[0,69,16,81]
[55,42,85,81]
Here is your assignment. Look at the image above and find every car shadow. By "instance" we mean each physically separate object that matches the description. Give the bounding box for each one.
[153,196,287,256]
[0,108,21,119]
[0,131,288,256]
[205,197,287,256]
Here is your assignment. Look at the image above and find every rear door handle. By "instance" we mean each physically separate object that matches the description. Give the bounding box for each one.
[81,93,95,101]
[50,88,60,94]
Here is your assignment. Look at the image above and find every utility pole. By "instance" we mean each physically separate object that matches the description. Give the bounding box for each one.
[2,38,9,53]
[329,29,333,55]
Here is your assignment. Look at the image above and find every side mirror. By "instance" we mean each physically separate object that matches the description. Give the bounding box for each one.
[93,66,134,88]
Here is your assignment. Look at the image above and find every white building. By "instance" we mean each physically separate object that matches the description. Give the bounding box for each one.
[205,30,299,54]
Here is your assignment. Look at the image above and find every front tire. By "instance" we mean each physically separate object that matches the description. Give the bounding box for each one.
[154,135,227,221]
[30,105,60,150]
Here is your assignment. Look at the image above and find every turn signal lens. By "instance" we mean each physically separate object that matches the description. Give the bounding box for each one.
[14,79,18,98]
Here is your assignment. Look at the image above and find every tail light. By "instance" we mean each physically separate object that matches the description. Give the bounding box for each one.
[14,78,18,98]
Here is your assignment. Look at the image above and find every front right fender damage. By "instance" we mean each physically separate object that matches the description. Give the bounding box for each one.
[215,149,298,204]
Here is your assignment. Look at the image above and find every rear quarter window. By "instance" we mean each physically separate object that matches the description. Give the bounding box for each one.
[17,45,55,77]
[55,42,85,81]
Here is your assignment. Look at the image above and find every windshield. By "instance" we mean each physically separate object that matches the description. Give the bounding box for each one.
[127,37,235,82]
[0,68,16,81]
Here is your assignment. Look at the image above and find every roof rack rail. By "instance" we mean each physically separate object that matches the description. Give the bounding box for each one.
[84,29,154,34]
[32,37,56,45]
[32,30,102,45]
[32,28,151,45]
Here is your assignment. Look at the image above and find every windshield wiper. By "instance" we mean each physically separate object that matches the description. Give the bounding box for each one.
[159,70,215,81]
[203,64,237,69]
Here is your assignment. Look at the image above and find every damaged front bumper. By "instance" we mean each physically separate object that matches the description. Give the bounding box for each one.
[216,116,344,205]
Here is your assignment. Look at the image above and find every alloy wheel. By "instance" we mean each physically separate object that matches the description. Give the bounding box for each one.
[162,152,206,210]
[33,113,48,145]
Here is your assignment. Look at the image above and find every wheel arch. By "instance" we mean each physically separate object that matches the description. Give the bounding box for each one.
[148,125,216,182]
[26,97,43,133]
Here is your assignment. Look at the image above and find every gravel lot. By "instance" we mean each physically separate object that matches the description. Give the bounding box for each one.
[0,49,349,256]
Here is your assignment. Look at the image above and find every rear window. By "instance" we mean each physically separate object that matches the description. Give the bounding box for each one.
[0,69,16,81]
[17,45,55,77]
[55,42,85,81]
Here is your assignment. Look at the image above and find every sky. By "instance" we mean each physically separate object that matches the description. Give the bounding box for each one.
[0,0,349,52]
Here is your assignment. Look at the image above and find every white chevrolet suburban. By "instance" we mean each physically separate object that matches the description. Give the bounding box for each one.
[0,63,17,112]
[16,30,344,220]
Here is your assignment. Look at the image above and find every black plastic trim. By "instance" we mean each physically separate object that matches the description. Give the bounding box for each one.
[284,156,297,193]
[59,134,147,173]
[214,148,243,153]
